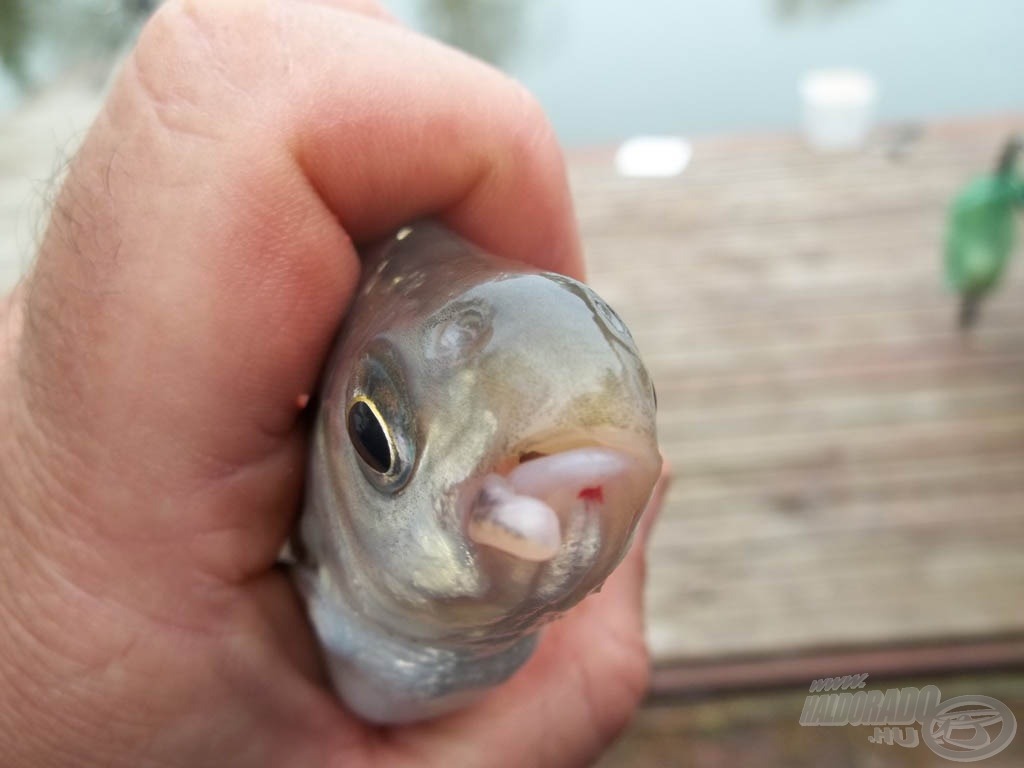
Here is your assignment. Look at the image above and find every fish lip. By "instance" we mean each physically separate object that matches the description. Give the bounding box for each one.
[501,446,645,515]
[442,437,659,638]
[502,430,661,513]
[505,428,659,474]
[349,437,659,644]
[459,435,660,563]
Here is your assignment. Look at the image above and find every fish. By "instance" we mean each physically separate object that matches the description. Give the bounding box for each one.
[291,222,661,724]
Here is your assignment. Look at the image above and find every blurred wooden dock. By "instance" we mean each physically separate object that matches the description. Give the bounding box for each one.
[575,116,1024,695]
[597,671,1024,767]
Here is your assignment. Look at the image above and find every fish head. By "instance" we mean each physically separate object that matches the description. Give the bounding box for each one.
[310,236,660,646]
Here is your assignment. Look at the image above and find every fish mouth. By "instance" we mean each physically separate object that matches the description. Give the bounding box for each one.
[463,437,659,565]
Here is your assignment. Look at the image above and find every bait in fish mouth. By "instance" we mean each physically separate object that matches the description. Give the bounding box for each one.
[290,222,661,724]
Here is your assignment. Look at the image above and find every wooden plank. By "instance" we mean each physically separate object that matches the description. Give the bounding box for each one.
[570,114,1024,666]
[660,368,1024,419]
[663,458,1024,519]
[647,637,1024,701]
[591,263,1024,314]
[660,384,1024,436]
[645,517,1024,656]
[659,415,1024,477]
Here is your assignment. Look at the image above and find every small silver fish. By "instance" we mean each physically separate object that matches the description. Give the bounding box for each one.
[292,222,660,724]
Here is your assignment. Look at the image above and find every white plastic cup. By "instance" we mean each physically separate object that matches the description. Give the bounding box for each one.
[800,69,878,152]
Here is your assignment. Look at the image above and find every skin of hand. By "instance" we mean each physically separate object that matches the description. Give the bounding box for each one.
[0,1,667,766]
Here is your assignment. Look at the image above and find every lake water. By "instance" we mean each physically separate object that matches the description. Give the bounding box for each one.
[2,0,1023,146]
[391,0,1024,145]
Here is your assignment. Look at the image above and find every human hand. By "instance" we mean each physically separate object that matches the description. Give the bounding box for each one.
[0,2,664,765]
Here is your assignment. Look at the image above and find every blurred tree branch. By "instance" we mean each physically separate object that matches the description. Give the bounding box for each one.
[0,0,155,95]
[0,0,31,84]
[421,0,530,66]
[775,0,873,21]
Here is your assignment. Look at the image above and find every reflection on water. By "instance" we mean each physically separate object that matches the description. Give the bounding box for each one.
[774,0,873,20]
[418,0,531,66]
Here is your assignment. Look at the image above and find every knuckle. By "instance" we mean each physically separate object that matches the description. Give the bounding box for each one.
[476,76,561,191]
[567,622,651,760]
[612,639,651,712]
[504,79,557,150]
[507,78,548,123]
[125,0,277,138]
[592,630,651,736]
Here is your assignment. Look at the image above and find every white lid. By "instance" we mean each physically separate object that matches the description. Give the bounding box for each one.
[614,135,693,178]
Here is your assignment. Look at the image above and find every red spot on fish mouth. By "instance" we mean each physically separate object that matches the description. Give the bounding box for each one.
[578,486,604,503]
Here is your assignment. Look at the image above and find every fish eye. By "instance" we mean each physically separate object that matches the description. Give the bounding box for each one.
[347,398,394,474]
[341,339,417,494]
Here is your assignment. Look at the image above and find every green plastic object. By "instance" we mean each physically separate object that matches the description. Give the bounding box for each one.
[944,136,1023,328]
